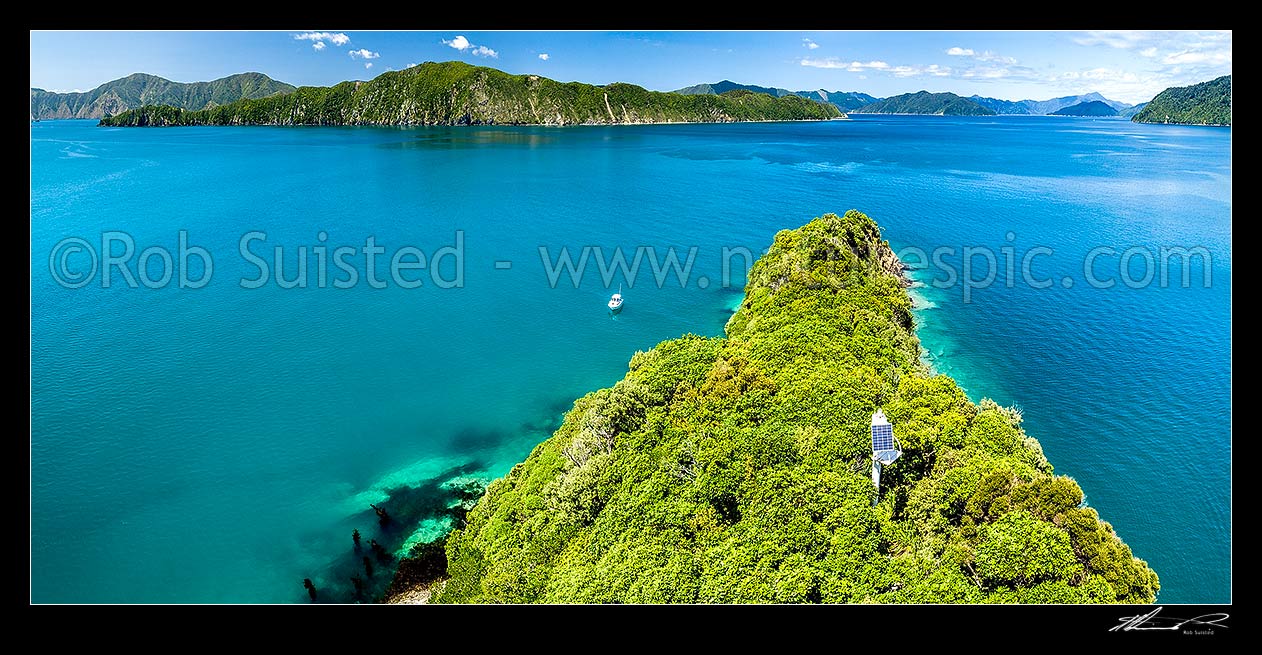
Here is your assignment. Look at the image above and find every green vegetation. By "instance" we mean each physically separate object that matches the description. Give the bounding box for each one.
[435,210,1158,604]
[99,104,191,127]
[673,80,875,112]
[1132,75,1231,126]
[852,91,995,116]
[99,62,841,127]
[30,72,294,120]
[1050,101,1118,117]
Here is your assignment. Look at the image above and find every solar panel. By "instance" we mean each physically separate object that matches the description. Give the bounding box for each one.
[871,424,894,451]
[870,409,901,499]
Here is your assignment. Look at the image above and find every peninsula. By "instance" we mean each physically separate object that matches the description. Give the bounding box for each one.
[1132,75,1231,126]
[402,211,1160,604]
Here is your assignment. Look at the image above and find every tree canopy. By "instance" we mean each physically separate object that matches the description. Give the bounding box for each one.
[1133,76,1231,126]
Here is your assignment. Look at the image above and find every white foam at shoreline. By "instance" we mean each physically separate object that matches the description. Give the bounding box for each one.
[396,517,455,558]
[334,453,476,517]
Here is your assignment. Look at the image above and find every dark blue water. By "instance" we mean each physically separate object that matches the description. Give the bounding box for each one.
[30,116,1230,603]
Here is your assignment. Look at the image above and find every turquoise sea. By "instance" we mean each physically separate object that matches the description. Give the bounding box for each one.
[30,116,1230,603]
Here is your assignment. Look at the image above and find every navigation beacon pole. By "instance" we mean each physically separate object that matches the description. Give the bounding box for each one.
[870,409,902,506]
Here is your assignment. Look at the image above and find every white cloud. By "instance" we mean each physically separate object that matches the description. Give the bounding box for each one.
[295,32,350,47]
[960,66,1023,80]
[793,32,1228,105]
[947,47,1017,64]
[1072,31,1231,72]
[312,41,326,52]
[918,47,1040,82]
[365,63,373,69]
[804,58,953,78]
[803,38,819,50]
[1163,49,1231,65]
[1050,67,1172,103]
[349,49,380,60]
[960,68,991,79]
[975,51,1018,65]
[801,58,889,71]
[1073,30,1233,55]
[1072,30,1150,49]
[443,35,471,51]
[538,53,550,61]
[442,35,497,58]
[1063,30,1230,101]
[407,62,418,68]
[893,64,943,77]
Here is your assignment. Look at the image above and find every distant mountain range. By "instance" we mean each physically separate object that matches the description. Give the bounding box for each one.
[674,80,1140,116]
[674,80,876,112]
[671,76,1232,125]
[851,91,995,116]
[970,92,1132,116]
[1050,100,1117,117]
[48,69,1229,128]
[99,62,841,127]
[30,72,295,120]
[1132,75,1231,126]
[966,96,1029,115]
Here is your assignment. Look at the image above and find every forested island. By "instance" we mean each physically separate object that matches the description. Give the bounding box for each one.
[98,61,841,127]
[1132,75,1231,126]
[1050,100,1118,117]
[388,211,1159,604]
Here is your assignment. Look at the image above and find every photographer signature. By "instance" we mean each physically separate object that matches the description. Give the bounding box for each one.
[1110,607,1230,632]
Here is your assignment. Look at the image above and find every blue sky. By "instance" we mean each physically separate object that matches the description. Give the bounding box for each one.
[30,30,1231,104]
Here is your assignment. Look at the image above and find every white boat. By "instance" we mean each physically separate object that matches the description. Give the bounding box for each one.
[608,285,624,313]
